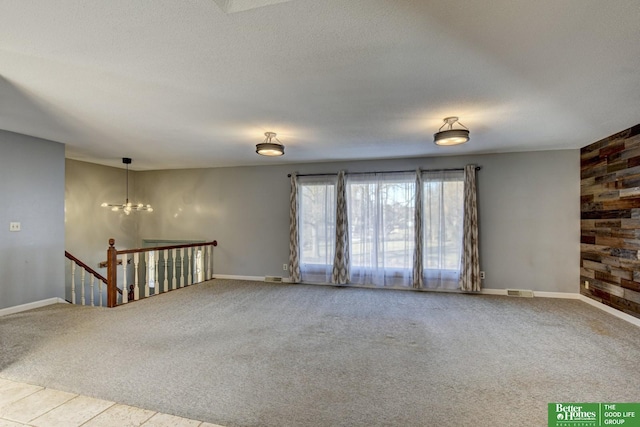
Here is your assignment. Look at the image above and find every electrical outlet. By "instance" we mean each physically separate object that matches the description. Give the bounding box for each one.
[283,263,288,271]
[584,280,589,290]
[479,271,485,280]
[9,222,21,232]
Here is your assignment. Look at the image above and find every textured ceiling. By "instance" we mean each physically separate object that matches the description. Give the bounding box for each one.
[1,0,639,170]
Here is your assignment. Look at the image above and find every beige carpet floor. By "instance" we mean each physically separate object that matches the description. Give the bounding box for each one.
[1,279,639,427]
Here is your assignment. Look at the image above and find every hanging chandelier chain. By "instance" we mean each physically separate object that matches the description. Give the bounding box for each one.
[125,162,129,203]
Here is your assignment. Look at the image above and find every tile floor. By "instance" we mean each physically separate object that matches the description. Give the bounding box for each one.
[0,378,224,427]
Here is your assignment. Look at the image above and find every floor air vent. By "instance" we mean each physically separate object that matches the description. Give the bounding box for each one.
[506,289,534,298]
[265,276,283,283]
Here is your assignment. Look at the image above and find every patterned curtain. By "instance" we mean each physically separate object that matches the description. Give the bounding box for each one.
[288,173,302,283]
[332,170,350,284]
[412,170,424,289]
[459,165,480,291]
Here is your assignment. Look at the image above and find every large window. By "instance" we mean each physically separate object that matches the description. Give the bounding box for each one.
[299,176,336,283]
[296,170,465,289]
[422,170,464,289]
[348,172,415,287]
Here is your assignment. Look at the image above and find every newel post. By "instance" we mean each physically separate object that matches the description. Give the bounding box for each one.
[107,238,118,307]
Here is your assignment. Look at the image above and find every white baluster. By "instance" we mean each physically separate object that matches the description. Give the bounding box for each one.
[71,262,76,304]
[193,248,197,284]
[171,248,177,290]
[99,279,103,307]
[191,248,196,284]
[187,247,193,285]
[90,275,95,307]
[134,252,140,301]
[197,246,203,283]
[144,251,150,297]
[80,268,86,306]
[180,248,186,287]
[122,256,128,304]
[163,249,169,291]
[155,250,160,293]
[202,245,206,281]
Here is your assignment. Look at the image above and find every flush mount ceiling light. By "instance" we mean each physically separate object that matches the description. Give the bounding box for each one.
[434,116,470,146]
[256,132,285,156]
[101,158,153,215]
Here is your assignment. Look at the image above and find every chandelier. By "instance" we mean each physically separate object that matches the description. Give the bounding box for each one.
[101,158,153,215]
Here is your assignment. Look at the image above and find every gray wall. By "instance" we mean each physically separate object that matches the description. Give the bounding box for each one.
[477,150,579,292]
[0,130,65,309]
[66,149,579,294]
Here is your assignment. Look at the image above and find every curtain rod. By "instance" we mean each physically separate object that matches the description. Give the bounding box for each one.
[287,166,481,178]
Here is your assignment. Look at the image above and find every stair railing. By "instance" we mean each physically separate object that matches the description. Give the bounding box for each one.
[65,251,113,306]
[106,238,218,307]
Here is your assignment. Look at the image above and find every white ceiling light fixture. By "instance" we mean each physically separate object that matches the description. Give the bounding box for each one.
[256,132,285,156]
[101,158,153,215]
[434,117,470,146]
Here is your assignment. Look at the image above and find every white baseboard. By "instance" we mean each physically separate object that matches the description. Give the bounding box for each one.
[481,288,639,328]
[579,295,640,328]
[0,297,67,317]
[534,291,581,299]
[480,288,580,299]
[212,274,292,283]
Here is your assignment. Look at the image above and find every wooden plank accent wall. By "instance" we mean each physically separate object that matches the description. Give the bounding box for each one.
[581,123,640,319]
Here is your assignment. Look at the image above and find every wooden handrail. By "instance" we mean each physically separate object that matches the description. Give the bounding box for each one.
[65,251,108,284]
[115,240,217,255]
